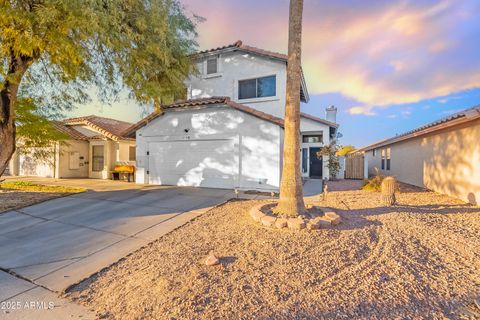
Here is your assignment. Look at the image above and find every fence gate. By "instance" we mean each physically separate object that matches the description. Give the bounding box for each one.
[345,153,365,180]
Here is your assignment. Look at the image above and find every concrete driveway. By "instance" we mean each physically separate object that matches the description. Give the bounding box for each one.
[0,183,235,307]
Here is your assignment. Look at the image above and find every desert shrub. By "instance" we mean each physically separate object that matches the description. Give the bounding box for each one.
[363,175,401,193]
[362,175,385,192]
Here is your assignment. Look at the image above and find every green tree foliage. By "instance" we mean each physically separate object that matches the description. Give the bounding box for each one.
[0,0,200,175]
[337,145,355,156]
[15,97,68,163]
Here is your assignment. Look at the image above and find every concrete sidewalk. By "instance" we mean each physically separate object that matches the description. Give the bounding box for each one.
[0,271,94,319]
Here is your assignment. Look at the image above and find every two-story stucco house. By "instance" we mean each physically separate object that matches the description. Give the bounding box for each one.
[125,41,339,191]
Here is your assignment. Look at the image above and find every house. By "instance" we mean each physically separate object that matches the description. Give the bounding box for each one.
[8,115,136,179]
[356,106,480,204]
[125,41,339,191]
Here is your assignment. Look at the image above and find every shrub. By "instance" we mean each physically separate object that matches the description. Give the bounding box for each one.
[363,175,400,193]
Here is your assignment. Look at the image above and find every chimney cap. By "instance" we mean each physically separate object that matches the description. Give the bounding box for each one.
[326,105,337,110]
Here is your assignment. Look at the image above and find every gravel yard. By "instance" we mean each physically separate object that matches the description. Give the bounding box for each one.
[68,183,480,319]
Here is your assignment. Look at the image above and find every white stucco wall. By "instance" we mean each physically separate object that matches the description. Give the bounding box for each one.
[118,141,136,162]
[186,51,287,119]
[57,140,89,178]
[136,105,282,191]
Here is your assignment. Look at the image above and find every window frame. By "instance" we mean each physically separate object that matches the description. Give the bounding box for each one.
[386,148,391,171]
[302,134,323,144]
[381,149,386,170]
[206,57,218,75]
[129,146,136,161]
[92,145,105,172]
[301,148,308,173]
[238,75,277,100]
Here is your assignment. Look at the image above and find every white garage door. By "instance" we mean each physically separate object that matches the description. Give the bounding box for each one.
[148,139,238,189]
[19,154,54,177]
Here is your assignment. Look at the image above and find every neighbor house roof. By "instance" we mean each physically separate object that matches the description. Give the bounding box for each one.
[124,97,286,137]
[194,40,309,103]
[52,122,89,140]
[357,105,480,152]
[63,115,134,141]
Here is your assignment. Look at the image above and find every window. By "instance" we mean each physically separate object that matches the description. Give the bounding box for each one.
[373,149,377,157]
[129,146,136,161]
[302,148,308,173]
[381,149,385,170]
[92,145,104,172]
[302,134,323,143]
[206,57,218,74]
[386,148,391,170]
[239,75,276,99]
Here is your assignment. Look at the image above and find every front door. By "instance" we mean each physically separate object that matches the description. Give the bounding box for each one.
[309,147,323,178]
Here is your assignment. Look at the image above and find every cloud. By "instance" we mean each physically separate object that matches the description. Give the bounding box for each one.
[182,0,480,115]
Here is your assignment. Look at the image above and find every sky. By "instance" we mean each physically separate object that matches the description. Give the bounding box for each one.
[68,0,480,148]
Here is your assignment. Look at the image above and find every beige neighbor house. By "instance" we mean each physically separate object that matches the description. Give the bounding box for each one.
[8,115,135,180]
[357,106,480,205]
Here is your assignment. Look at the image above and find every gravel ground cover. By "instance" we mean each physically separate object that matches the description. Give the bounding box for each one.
[68,183,480,319]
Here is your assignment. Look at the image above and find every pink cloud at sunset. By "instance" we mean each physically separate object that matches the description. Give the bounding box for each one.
[181,0,480,115]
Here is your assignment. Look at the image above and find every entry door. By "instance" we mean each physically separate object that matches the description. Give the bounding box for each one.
[309,147,323,178]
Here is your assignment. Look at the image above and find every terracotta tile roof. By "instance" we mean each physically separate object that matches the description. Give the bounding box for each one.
[196,40,288,61]
[124,97,285,137]
[300,112,339,127]
[52,122,89,140]
[358,105,480,152]
[195,40,309,103]
[63,115,134,141]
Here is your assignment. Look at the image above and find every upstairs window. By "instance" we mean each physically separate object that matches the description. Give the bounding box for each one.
[239,75,276,99]
[373,149,377,157]
[206,57,218,74]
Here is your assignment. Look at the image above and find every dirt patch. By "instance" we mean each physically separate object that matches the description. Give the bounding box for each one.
[67,188,480,319]
[0,181,85,213]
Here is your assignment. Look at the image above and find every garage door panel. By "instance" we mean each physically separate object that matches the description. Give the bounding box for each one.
[148,139,238,189]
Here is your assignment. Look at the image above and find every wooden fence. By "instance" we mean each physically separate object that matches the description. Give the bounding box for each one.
[345,153,365,180]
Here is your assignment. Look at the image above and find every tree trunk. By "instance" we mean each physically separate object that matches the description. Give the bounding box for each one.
[0,53,33,176]
[274,0,306,217]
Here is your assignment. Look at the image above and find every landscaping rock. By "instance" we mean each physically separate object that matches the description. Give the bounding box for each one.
[287,218,306,230]
[205,253,220,266]
[307,221,320,230]
[250,206,265,222]
[261,215,276,227]
[313,217,332,227]
[326,216,341,225]
[323,212,341,225]
[275,218,288,229]
[324,210,339,219]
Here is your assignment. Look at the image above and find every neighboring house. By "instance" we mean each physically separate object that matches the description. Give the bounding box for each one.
[9,115,135,179]
[356,106,480,204]
[125,41,339,191]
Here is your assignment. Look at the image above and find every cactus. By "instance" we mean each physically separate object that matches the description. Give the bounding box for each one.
[381,176,396,206]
